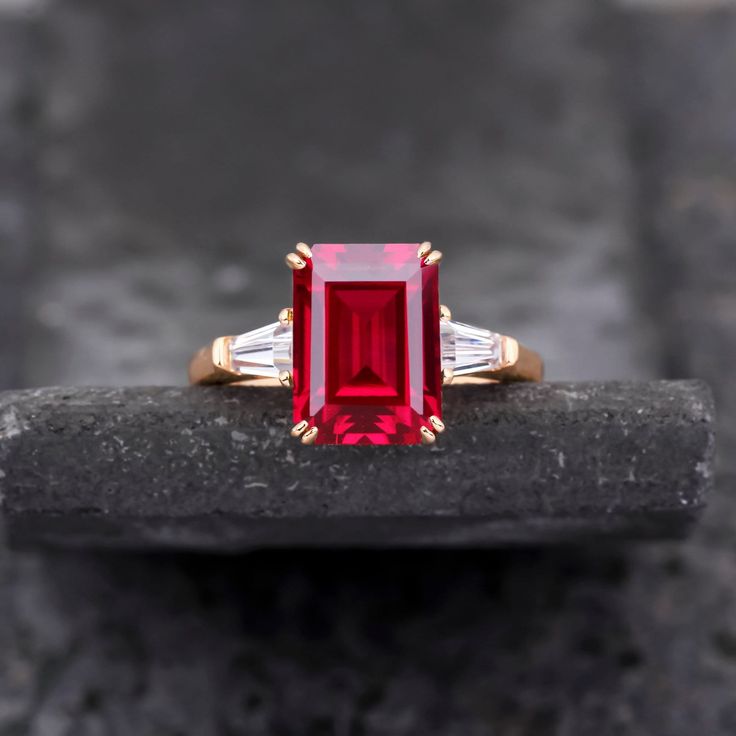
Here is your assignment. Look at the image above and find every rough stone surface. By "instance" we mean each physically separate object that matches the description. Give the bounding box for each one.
[0,381,715,549]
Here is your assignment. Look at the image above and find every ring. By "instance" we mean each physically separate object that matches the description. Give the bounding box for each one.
[189,243,543,446]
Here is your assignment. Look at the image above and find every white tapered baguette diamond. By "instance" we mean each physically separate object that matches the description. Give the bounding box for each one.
[230,322,292,377]
[441,319,504,375]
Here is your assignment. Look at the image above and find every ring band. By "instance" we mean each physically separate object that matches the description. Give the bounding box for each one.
[188,332,543,386]
[189,243,543,445]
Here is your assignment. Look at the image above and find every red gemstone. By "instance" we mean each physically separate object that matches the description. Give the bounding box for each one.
[293,243,441,445]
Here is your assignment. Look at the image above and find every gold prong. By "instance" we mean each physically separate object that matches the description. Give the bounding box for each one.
[439,304,452,321]
[417,242,432,259]
[290,420,309,438]
[423,250,443,266]
[501,336,519,368]
[301,426,319,445]
[429,415,445,433]
[285,253,307,270]
[278,370,293,388]
[295,242,312,260]
[442,367,454,385]
[278,307,293,326]
[420,426,436,444]
[212,336,233,372]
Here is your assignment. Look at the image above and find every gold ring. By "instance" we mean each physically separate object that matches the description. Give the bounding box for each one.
[189,243,543,446]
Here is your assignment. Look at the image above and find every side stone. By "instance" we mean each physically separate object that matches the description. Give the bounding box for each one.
[230,322,292,378]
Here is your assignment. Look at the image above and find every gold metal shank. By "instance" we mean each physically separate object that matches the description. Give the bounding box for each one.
[188,336,237,385]
[449,339,544,384]
[189,332,542,390]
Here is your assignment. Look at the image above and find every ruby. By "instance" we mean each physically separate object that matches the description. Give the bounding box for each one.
[293,243,441,445]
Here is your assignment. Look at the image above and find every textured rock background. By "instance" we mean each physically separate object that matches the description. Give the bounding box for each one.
[0,0,734,734]
[0,382,715,549]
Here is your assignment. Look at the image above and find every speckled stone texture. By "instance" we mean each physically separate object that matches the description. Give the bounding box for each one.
[0,0,734,734]
[0,382,715,549]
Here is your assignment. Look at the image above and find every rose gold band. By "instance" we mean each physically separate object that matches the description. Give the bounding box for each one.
[188,334,543,387]
[450,343,544,385]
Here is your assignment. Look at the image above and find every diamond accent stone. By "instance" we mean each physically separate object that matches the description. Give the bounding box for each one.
[441,319,504,376]
[230,322,292,378]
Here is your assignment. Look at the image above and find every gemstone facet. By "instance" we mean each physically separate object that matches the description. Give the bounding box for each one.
[230,322,292,378]
[440,319,504,376]
[293,243,441,445]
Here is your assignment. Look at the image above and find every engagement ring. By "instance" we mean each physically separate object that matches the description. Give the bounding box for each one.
[189,243,543,446]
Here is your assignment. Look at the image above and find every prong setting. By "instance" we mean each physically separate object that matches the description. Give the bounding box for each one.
[290,420,309,438]
[442,367,454,385]
[287,242,443,446]
[278,307,293,326]
[501,336,520,368]
[279,370,293,388]
[301,426,319,445]
[429,415,445,433]
[417,242,432,259]
[285,253,307,270]
[439,304,452,321]
[420,426,436,444]
[423,250,443,266]
[295,242,312,260]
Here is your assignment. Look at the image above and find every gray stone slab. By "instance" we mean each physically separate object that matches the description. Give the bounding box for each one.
[0,381,715,549]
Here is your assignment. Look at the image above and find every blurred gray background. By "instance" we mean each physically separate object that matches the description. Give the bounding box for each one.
[0,0,735,733]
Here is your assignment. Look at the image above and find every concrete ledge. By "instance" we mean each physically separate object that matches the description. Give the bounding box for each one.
[0,381,715,549]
